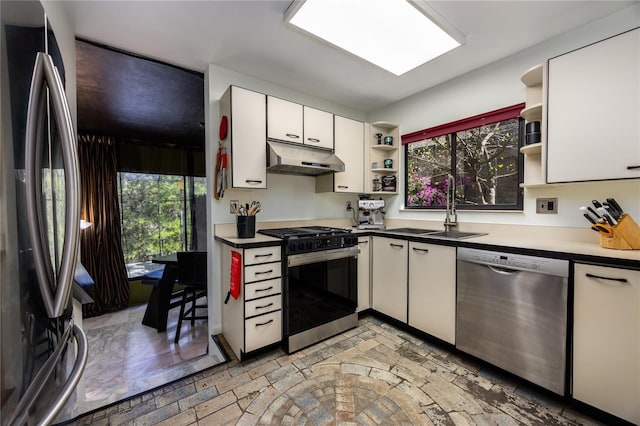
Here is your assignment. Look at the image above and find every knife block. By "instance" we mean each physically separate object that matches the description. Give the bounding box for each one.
[599,214,640,250]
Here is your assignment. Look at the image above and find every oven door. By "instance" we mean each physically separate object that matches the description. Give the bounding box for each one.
[286,246,358,337]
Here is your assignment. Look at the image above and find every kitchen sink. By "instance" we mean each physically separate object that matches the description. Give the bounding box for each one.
[426,231,486,240]
[384,227,440,234]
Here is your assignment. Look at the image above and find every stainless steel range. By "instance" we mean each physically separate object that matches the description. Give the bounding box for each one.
[258,226,359,353]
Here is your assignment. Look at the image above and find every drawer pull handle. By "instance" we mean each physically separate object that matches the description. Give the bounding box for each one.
[390,243,404,248]
[585,273,628,283]
[245,179,263,184]
[358,240,368,245]
[256,302,274,310]
[286,133,300,139]
[255,286,274,292]
[255,319,274,327]
[627,165,640,170]
[337,185,349,189]
[255,269,273,275]
[254,253,273,258]
[412,247,429,253]
[307,138,320,143]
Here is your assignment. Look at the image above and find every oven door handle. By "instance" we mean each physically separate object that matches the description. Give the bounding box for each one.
[288,246,359,267]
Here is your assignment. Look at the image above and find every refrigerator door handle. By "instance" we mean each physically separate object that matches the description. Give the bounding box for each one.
[25,52,80,319]
[8,325,88,426]
[39,325,88,426]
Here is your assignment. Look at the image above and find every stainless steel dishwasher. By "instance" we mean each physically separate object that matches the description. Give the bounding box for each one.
[456,247,569,395]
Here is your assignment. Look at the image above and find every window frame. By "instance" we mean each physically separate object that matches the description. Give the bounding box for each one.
[403,104,525,211]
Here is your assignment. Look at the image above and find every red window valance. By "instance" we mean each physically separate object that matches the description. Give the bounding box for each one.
[401,103,525,145]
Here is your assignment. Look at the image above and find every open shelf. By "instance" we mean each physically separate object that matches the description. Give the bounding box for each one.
[520,143,542,155]
[371,144,397,151]
[521,64,543,86]
[520,103,542,122]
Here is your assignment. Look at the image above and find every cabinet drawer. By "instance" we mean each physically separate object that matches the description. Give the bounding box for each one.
[245,294,281,318]
[245,262,281,283]
[245,311,282,352]
[245,246,281,265]
[245,278,281,300]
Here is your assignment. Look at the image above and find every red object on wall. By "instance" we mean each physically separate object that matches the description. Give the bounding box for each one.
[229,251,241,300]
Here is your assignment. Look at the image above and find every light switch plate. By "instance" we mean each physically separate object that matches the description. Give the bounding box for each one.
[230,200,239,214]
[536,198,558,214]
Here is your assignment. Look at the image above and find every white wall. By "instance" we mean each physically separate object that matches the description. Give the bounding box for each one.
[205,66,367,333]
[369,3,640,228]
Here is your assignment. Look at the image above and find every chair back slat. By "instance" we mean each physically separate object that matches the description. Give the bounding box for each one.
[177,251,207,286]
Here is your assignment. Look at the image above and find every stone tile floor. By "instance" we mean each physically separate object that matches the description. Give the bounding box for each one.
[72,316,603,425]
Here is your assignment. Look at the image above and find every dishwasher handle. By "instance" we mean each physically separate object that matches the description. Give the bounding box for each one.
[487,264,520,275]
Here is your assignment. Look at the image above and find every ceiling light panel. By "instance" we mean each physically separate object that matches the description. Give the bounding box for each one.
[285,0,462,76]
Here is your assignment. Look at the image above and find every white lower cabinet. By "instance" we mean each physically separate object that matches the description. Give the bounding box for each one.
[221,244,283,360]
[371,237,407,322]
[356,236,371,312]
[408,242,456,344]
[573,263,640,424]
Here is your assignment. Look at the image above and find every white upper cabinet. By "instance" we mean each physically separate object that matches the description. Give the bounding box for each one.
[220,86,267,189]
[547,28,640,183]
[267,96,303,144]
[303,106,334,150]
[317,115,364,193]
[267,96,334,149]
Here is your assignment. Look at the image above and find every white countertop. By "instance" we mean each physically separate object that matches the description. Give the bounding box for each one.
[214,220,640,265]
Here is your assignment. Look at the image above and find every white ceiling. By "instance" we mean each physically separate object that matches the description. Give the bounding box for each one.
[61,0,635,113]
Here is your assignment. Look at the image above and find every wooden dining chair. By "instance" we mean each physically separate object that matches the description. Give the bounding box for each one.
[174,251,208,343]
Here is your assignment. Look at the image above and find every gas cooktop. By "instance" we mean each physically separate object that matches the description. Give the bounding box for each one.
[258,226,352,239]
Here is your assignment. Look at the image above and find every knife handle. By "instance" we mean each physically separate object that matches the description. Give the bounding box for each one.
[606,198,624,216]
[583,213,596,225]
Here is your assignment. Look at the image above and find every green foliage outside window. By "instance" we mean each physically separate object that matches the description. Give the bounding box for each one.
[406,118,522,209]
[119,173,205,263]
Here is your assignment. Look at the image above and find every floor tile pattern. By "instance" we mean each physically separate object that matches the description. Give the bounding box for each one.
[72,316,603,425]
[67,302,224,420]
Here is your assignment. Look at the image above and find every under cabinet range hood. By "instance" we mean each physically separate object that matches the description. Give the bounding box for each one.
[267,140,345,176]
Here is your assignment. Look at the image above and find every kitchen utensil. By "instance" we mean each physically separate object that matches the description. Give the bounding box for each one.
[372,176,382,192]
[591,223,614,237]
[596,207,617,225]
[525,132,541,144]
[582,211,596,225]
[525,121,541,133]
[587,206,602,220]
[381,175,396,191]
[607,198,624,215]
[237,215,256,238]
[602,202,621,221]
[580,206,602,224]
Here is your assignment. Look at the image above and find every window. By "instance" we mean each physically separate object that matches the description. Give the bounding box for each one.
[404,104,524,210]
[118,173,206,263]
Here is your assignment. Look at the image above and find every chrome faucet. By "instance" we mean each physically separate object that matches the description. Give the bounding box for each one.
[444,175,458,231]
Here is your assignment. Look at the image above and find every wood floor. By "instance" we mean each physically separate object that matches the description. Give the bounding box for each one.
[68,299,226,419]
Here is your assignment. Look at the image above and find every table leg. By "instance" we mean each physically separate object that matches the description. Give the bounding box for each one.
[142,264,177,332]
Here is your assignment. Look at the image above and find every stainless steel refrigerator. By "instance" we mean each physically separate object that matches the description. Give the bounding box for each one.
[1,1,88,424]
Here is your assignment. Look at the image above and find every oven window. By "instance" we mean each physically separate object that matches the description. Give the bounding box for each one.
[287,257,356,335]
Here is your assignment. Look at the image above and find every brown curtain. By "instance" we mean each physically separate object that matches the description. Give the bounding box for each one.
[79,134,129,316]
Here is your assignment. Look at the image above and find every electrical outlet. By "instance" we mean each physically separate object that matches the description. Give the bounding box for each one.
[346,201,352,211]
[230,200,239,214]
[536,198,558,214]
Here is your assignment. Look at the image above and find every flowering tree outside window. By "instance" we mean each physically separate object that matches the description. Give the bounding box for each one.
[405,108,523,210]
